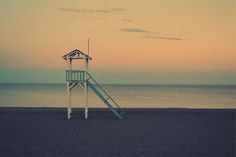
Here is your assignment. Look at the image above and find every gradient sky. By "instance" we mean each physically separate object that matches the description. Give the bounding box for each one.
[0,0,235,84]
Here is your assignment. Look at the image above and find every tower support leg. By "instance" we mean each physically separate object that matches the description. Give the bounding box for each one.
[67,83,72,119]
[84,81,88,119]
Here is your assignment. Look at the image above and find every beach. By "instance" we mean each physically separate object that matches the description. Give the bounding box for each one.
[0,108,235,157]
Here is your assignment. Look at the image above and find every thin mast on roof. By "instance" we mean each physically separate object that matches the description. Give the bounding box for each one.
[87,38,90,56]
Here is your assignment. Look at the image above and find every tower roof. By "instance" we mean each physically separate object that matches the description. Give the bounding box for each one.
[63,49,92,60]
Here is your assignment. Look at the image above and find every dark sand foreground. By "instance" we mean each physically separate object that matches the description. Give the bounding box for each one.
[0,108,235,157]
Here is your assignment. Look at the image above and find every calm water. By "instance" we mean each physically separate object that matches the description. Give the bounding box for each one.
[0,84,235,108]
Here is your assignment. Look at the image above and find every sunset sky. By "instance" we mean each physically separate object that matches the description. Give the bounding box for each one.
[0,0,235,84]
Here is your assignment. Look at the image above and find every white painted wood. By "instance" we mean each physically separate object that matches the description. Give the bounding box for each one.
[67,57,72,119]
[84,57,89,119]
[64,49,92,120]
[67,84,71,119]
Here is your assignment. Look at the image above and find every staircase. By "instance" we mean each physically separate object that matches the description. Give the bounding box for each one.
[79,72,125,119]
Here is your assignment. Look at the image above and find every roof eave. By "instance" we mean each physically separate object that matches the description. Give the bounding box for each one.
[63,49,92,60]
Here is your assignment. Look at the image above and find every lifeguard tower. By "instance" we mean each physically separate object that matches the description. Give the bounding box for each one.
[63,49,125,120]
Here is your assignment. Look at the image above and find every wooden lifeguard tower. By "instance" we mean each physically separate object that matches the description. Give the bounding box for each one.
[63,48,125,120]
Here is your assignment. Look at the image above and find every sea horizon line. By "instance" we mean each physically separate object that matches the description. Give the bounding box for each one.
[0,83,235,87]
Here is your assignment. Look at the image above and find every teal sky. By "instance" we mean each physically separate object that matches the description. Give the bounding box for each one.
[0,69,234,85]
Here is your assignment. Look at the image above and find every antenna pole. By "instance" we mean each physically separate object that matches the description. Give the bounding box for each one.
[88,38,90,56]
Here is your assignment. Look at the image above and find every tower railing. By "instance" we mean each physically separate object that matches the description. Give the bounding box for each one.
[66,70,85,82]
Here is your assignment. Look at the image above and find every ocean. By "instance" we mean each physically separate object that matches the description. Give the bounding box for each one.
[0,84,235,108]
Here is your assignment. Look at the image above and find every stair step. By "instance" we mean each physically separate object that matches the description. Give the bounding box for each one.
[106,97,111,100]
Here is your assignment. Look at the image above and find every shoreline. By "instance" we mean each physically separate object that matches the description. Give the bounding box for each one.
[0,107,235,110]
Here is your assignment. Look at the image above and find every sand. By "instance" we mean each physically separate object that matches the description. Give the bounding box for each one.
[0,108,235,157]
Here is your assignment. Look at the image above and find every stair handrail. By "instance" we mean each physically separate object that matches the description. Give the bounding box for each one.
[86,72,123,111]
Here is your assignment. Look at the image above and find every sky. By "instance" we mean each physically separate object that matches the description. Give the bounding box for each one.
[0,0,235,84]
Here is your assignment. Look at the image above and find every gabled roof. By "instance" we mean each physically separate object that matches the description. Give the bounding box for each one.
[63,49,92,60]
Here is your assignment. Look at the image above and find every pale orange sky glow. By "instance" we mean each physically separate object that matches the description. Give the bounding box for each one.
[0,0,235,84]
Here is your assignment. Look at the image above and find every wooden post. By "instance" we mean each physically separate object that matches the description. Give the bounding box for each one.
[84,57,88,119]
[67,57,72,119]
